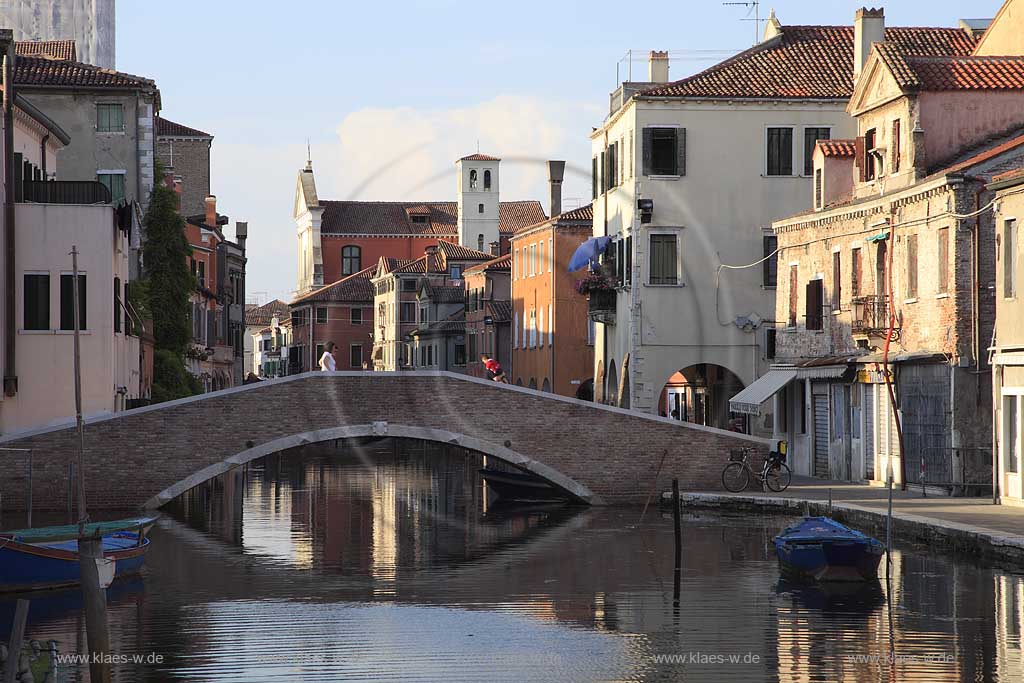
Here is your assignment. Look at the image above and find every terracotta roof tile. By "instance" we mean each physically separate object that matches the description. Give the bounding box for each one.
[157,116,212,138]
[464,253,512,274]
[319,200,545,236]
[15,40,76,61]
[459,153,501,161]
[514,202,593,235]
[640,25,976,100]
[933,130,1024,177]
[436,240,494,262]
[487,300,512,323]
[421,284,465,303]
[901,55,1024,90]
[291,265,377,304]
[818,139,857,157]
[244,299,290,326]
[14,55,156,90]
[992,168,1024,184]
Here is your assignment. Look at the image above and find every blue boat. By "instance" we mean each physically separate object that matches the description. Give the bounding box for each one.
[0,517,156,593]
[774,517,885,582]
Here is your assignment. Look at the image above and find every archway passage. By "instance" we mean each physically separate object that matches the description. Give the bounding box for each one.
[605,360,618,407]
[0,372,768,510]
[576,378,594,402]
[660,364,747,432]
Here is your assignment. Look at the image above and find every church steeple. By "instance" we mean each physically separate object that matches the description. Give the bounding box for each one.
[456,152,501,253]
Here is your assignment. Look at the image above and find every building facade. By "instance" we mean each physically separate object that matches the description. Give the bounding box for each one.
[464,254,511,380]
[244,299,289,377]
[750,20,1024,486]
[289,267,375,374]
[589,11,977,435]
[155,116,213,218]
[511,205,594,397]
[292,155,544,296]
[408,284,466,372]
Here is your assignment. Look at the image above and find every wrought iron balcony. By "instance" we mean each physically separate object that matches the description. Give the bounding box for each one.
[19,179,112,205]
[851,294,897,337]
[587,289,616,325]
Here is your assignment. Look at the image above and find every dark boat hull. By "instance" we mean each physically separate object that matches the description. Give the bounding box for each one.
[480,468,568,503]
[0,532,150,593]
[774,517,885,583]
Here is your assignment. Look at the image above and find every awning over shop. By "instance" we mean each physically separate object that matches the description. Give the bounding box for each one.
[865,230,890,243]
[729,369,796,416]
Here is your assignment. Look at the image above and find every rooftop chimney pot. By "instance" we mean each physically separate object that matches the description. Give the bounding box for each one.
[546,160,566,218]
[854,7,885,82]
[648,51,669,84]
[204,195,217,228]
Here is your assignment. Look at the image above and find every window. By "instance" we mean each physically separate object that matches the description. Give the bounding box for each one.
[529,244,536,277]
[587,317,595,345]
[513,249,519,280]
[96,103,124,133]
[455,340,466,366]
[23,274,49,330]
[548,238,553,273]
[1005,395,1020,473]
[124,280,131,334]
[815,169,823,208]
[538,306,544,347]
[628,129,634,179]
[763,236,778,287]
[864,128,877,181]
[196,261,206,289]
[796,384,807,434]
[803,127,830,176]
[402,279,416,292]
[805,279,823,330]
[316,307,328,324]
[484,170,492,190]
[1005,219,1017,298]
[891,120,901,173]
[469,169,478,189]
[788,265,798,327]
[624,235,632,285]
[832,252,842,311]
[342,246,361,275]
[851,248,862,298]
[549,306,553,346]
[478,234,485,252]
[766,127,793,176]
[419,306,429,324]
[539,240,545,274]
[513,311,519,348]
[938,227,950,294]
[649,234,678,285]
[450,264,463,281]
[529,309,537,348]
[350,344,363,368]
[643,127,685,176]
[401,302,416,323]
[906,233,918,299]
[765,328,777,360]
[478,204,484,214]
[351,307,363,325]
[411,214,428,224]
[98,172,126,203]
[114,276,121,333]
[592,156,599,199]
[60,274,87,331]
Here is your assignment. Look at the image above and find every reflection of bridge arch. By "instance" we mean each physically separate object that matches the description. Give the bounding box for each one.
[146,424,598,508]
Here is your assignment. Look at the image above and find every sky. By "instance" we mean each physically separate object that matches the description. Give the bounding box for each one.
[118,0,1003,304]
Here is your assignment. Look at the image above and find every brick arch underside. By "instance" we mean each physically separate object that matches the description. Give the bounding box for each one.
[144,423,601,509]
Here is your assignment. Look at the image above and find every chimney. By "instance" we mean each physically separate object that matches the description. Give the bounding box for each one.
[489,241,500,256]
[648,51,669,83]
[854,8,885,81]
[235,221,248,250]
[424,244,438,269]
[204,195,217,227]
[546,160,565,218]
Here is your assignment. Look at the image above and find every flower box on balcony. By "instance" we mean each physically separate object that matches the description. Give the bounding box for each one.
[588,289,617,324]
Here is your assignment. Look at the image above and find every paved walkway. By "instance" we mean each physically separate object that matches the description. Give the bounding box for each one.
[677,477,1024,566]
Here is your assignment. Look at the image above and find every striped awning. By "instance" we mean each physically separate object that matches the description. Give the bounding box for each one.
[729,370,796,416]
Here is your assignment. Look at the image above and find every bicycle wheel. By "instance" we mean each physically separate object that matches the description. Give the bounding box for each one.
[722,462,750,492]
[766,462,793,492]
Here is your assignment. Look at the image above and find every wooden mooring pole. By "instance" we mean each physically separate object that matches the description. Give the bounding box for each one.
[672,478,681,609]
[2,599,29,683]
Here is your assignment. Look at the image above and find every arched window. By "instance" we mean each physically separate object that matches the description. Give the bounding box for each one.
[478,234,485,252]
[342,245,361,275]
[469,170,478,189]
[484,170,492,190]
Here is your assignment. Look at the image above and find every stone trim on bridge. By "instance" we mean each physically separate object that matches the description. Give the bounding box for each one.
[144,422,602,508]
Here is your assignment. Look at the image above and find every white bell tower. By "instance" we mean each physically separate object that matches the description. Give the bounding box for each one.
[456,153,500,252]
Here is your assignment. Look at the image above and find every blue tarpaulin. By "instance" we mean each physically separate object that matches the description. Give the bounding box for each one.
[568,236,611,272]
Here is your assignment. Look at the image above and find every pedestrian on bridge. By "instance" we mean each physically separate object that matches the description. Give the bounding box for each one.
[480,354,507,383]
[319,342,337,371]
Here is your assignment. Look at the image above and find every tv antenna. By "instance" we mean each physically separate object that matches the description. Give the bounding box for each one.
[723,1,766,45]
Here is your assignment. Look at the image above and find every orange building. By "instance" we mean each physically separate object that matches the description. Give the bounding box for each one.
[510,205,594,397]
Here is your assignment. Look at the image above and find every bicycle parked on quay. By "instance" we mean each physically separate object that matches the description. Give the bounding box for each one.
[721,441,792,493]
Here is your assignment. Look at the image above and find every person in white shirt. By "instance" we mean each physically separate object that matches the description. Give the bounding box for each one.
[319,341,337,371]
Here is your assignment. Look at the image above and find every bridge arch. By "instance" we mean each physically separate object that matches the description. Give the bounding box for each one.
[144,422,601,509]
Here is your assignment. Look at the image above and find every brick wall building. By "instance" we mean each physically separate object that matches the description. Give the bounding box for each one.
[742,26,1024,487]
[290,266,375,373]
[464,254,511,380]
[156,117,213,218]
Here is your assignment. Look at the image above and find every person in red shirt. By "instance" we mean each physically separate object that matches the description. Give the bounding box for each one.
[480,354,507,383]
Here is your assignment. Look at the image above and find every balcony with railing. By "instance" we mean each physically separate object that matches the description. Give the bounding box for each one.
[19,179,112,205]
[851,294,896,337]
[587,289,617,325]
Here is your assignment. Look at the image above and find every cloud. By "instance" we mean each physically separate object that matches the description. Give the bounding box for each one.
[212,94,598,303]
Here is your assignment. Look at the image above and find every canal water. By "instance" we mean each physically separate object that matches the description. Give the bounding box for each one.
[2,438,1024,682]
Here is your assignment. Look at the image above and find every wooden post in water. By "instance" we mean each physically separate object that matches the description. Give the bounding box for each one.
[2,599,29,683]
[69,247,111,683]
[672,478,681,609]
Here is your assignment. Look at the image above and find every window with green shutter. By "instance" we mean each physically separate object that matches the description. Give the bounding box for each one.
[649,234,678,285]
[96,103,124,133]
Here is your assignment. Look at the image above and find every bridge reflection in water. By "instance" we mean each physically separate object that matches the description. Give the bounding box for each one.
[1,438,1023,682]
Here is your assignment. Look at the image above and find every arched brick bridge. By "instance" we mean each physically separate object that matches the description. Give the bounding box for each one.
[0,372,768,510]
